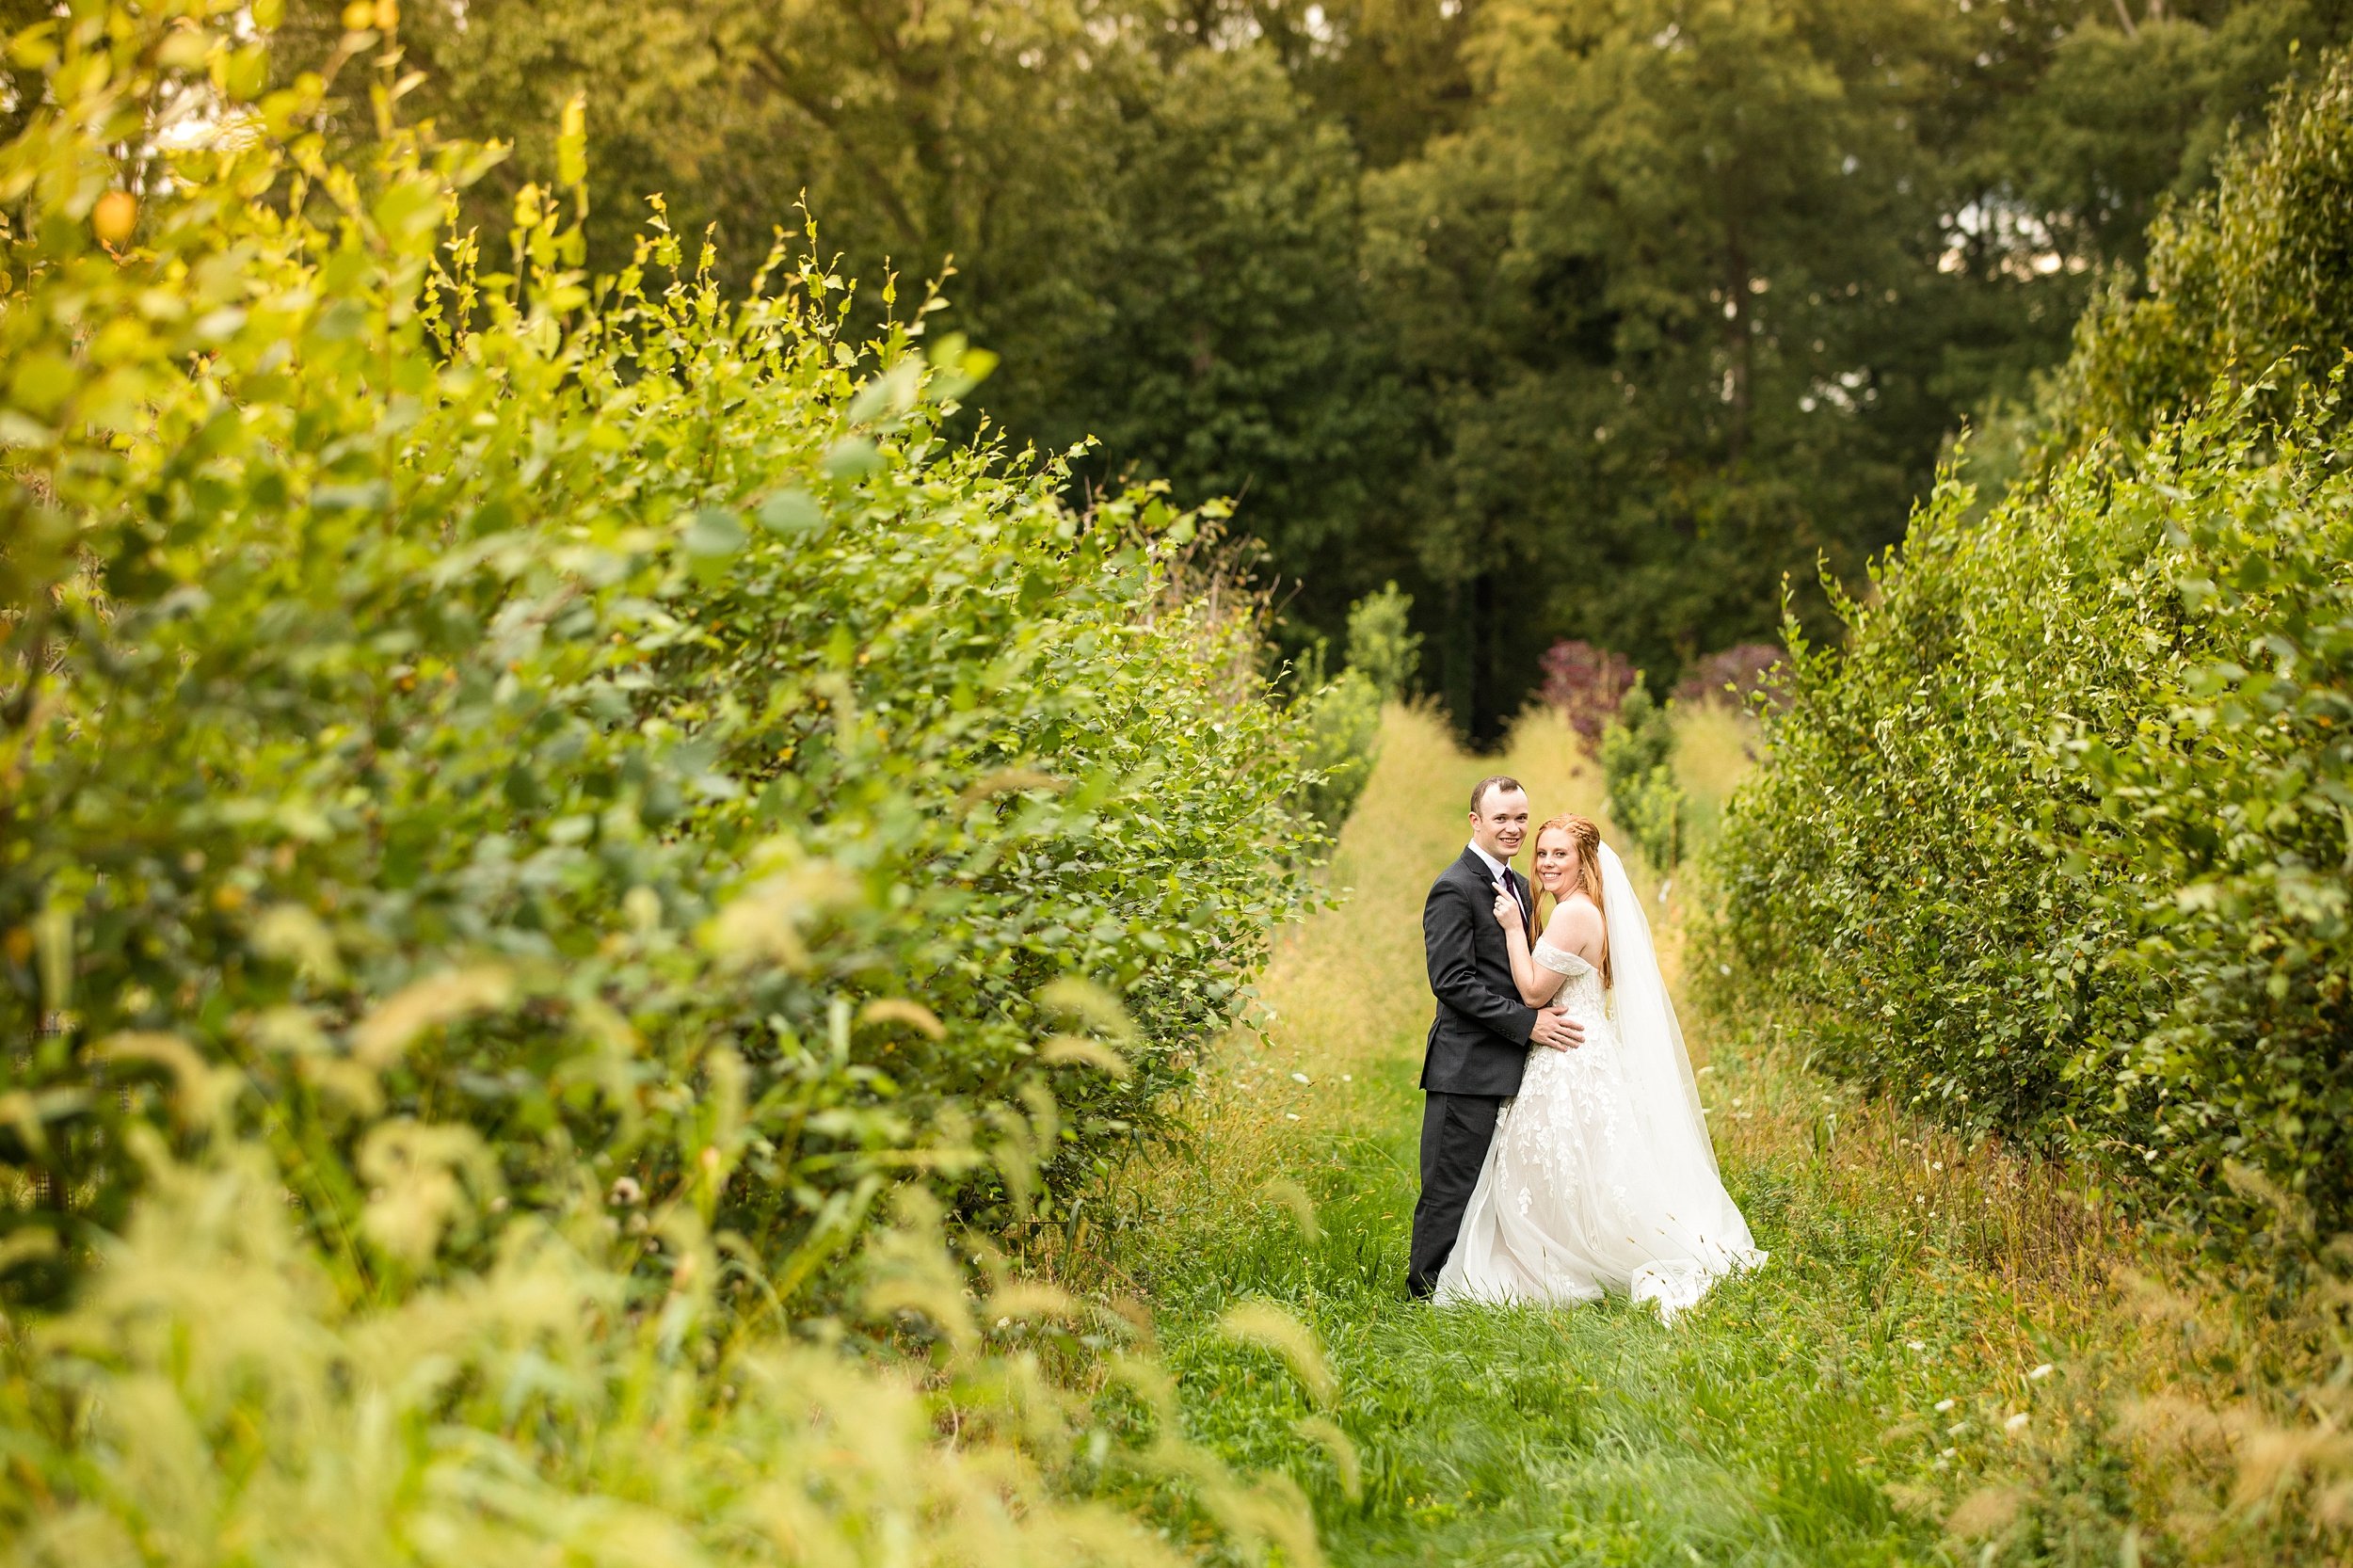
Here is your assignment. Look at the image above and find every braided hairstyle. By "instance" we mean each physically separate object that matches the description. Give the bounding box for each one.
[1532,813,1610,987]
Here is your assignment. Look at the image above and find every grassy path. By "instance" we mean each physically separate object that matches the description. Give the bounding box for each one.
[1096,709,2243,1568]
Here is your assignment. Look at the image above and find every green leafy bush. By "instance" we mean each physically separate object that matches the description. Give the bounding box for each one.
[1601,678,1686,873]
[2061,392,2353,1256]
[1711,388,2353,1256]
[1342,582,1421,702]
[2043,45,2353,456]
[0,8,1340,1561]
[1709,51,2353,1258]
[0,3,1317,1303]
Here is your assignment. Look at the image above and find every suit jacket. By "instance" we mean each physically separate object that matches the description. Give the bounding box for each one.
[1419,847,1540,1096]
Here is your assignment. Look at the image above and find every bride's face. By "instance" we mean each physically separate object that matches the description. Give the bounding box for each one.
[1532,829,1577,894]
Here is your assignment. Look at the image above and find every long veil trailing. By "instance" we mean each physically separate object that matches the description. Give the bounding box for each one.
[1595,841,1718,1176]
[1594,840,1765,1313]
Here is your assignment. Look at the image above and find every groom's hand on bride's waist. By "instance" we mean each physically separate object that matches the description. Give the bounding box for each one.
[1529,1006,1583,1051]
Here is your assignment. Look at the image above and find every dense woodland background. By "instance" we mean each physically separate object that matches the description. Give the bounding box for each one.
[46,0,2327,737]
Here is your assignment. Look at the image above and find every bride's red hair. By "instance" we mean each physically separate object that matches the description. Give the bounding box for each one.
[1533,814,1609,987]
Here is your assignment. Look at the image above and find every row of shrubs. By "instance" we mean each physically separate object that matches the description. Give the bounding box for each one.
[0,5,1344,1559]
[1708,52,2353,1259]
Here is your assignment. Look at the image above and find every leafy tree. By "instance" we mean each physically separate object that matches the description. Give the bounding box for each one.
[1151,0,1491,168]
[270,0,1135,387]
[2047,32,2353,448]
[1360,0,1984,734]
[1987,2,2353,274]
[253,0,2353,741]
[1007,42,1406,627]
[1542,640,1640,745]
[266,4,1400,657]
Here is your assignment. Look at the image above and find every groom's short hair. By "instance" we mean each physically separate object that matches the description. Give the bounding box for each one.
[1469,775,1525,815]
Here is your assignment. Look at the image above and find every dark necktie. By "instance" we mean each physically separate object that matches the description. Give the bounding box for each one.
[1491,863,1530,931]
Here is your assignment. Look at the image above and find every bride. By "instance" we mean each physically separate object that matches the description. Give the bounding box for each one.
[1434,813,1764,1318]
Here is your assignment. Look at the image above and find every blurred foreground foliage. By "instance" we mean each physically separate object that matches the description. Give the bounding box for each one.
[0,5,1338,1560]
[1,1098,1329,1567]
[1710,50,2353,1263]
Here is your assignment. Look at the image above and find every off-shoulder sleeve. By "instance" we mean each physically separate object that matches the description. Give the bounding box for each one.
[1532,940,1593,978]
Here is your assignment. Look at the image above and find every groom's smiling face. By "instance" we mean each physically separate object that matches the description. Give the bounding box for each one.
[1469,785,1530,863]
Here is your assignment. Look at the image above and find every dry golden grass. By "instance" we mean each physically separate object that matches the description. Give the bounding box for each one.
[1257,703,1603,1083]
[1669,698,1759,846]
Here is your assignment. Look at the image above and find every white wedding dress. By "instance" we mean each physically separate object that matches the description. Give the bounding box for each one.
[1434,843,1764,1320]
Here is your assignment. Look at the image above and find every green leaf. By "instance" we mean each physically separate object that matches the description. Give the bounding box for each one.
[758,488,824,535]
[683,508,748,558]
[844,361,920,427]
[8,350,76,418]
[312,481,391,512]
[557,92,588,190]
[823,438,882,480]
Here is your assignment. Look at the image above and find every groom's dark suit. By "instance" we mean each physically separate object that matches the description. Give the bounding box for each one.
[1407,847,1541,1298]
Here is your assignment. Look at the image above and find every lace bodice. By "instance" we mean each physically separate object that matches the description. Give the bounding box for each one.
[1532,939,1607,1024]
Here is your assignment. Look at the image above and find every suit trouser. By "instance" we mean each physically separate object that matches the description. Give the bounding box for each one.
[1407,1090,1504,1298]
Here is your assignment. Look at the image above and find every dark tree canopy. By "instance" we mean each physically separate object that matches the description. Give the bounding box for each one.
[265,0,2353,739]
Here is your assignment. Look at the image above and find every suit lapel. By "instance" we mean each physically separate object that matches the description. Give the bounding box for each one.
[1460,848,1534,935]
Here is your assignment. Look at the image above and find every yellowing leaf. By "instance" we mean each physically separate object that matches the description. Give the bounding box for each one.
[557,91,588,190]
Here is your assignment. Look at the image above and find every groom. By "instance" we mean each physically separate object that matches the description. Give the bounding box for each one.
[1407,776,1584,1298]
